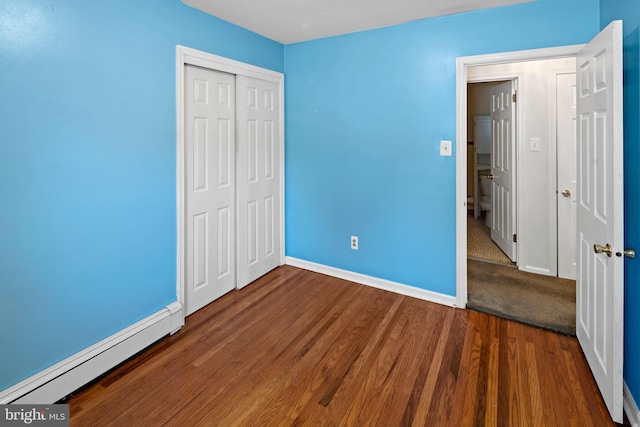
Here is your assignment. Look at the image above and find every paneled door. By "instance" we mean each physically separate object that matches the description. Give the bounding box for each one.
[557,73,578,280]
[184,65,237,316]
[576,21,624,423]
[236,76,281,289]
[490,80,517,261]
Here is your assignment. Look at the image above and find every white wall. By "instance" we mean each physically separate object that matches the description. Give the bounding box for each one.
[468,57,576,276]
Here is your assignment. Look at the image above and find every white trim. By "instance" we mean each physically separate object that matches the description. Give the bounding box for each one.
[455,59,468,309]
[176,46,286,315]
[0,302,183,404]
[455,44,584,308]
[286,257,457,308]
[459,44,585,67]
[178,45,283,83]
[625,382,640,427]
[278,74,286,269]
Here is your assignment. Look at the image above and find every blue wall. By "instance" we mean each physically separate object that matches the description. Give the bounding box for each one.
[284,0,600,294]
[0,0,283,391]
[600,0,640,409]
[5,0,635,409]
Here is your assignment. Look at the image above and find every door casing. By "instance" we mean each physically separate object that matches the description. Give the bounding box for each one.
[176,45,285,320]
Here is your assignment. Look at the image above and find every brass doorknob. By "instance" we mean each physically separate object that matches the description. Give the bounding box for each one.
[594,243,612,257]
[562,189,571,197]
[616,248,636,259]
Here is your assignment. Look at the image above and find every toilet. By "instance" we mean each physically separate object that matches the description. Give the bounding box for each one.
[478,170,492,227]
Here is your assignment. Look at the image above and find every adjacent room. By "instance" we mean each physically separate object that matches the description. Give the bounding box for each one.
[1,0,639,425]
[465,68,577,336]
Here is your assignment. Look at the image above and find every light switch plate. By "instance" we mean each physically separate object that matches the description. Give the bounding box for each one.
[440,140,452,156]
[530,138,540,152]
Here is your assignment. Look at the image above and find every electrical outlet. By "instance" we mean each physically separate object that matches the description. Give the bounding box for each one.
[440,140,452,156]
[351,235,358,250]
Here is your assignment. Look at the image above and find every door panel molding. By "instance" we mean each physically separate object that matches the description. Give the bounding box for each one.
[236,75,281,289]
[183,66,237,316]
[177,46,285,319]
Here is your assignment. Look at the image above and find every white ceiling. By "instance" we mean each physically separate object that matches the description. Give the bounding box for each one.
[182,0,534,44]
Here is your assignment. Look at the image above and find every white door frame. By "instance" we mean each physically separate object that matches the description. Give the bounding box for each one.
[176,45,285,318]
[455,44,583,309]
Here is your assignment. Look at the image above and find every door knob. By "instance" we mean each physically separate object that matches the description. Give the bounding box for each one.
[594,243,612,257]
[487,174,494,180]
[562,189,571,197]
[616,248,636,259]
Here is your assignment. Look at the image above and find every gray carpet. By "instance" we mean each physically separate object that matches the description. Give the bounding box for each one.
[467,259,576,336]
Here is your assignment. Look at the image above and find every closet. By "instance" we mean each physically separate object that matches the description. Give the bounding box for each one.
[183,64,281,315]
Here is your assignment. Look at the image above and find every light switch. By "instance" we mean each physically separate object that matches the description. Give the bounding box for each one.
[530,138,540,152]
[440,140,452,157]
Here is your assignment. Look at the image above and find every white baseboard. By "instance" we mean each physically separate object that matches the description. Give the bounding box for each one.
[0,301,183,404]
[285,257,457,308]
[625,382,640,427]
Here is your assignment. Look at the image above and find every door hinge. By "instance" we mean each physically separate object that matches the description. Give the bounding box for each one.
[513,234,517,243]
[512,92,517,103]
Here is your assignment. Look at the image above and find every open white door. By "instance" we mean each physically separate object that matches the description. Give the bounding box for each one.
[236,75,281,289]
[576,20,624,423]
[490,80,517,261]
[557,72,578,280]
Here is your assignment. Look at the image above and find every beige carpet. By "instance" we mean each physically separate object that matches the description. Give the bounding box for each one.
[467,259,576,336]
[467,214,514,267]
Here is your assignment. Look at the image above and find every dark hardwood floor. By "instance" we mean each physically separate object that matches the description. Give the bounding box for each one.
[66,265,621,426]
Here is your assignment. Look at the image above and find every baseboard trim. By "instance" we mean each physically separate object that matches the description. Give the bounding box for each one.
[0,301,183,404]
[285,257,457,308]
[625,382,640,427]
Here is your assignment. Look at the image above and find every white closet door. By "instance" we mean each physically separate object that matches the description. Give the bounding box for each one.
[184,65,236,315]
[236,76,281,289]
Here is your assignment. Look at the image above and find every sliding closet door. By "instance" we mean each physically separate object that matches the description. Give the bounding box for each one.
[236,76,281,289]
[184,65,236,315]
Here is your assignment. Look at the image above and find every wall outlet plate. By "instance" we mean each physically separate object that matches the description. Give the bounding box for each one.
[440,140,452,156]
[351,235,358,250]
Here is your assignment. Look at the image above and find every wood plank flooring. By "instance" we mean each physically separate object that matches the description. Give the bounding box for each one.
[66,265,619,426]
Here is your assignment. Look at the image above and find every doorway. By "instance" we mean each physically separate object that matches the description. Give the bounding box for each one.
[467,80,516,268]
[456,45,583,310]
[457,49,581,334]
[176,46,285,318]
[457,23,625,423]
[465,71,577,334]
